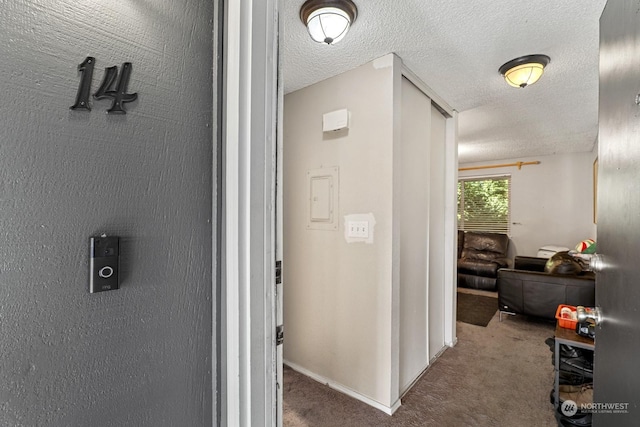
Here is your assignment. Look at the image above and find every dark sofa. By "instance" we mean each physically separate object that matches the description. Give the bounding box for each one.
[497,256,595,320]
[457,231,510,291]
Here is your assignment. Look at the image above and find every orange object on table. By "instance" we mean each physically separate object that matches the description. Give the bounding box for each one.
[555,304,578,329]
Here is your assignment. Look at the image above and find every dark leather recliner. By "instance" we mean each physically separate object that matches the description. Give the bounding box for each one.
[457,231,510,291]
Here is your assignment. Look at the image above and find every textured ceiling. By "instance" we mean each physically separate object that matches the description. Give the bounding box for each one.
[282,0,607,163]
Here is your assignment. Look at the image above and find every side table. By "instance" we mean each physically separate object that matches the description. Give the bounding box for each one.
[553,323,595,410]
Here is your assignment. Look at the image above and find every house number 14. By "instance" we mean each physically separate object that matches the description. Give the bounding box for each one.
[70,56,138,114]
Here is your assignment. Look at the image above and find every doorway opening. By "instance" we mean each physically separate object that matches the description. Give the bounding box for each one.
[277,56,458,418]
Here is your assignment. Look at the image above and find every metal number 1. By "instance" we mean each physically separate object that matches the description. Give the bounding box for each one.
[70,56,95,111]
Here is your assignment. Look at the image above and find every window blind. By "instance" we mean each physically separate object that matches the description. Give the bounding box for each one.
[457,175,511,234]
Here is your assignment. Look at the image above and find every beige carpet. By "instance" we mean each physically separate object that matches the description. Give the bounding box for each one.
[283,290,557,427]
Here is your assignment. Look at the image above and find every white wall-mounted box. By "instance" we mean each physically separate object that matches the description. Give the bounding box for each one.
[323,109,349,132]
[307,167,339,230]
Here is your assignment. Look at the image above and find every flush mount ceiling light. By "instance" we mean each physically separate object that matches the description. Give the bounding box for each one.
[499,54,551,88]
[300,0,358,45]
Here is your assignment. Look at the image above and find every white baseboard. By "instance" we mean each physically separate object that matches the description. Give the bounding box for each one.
[284,360,401,415]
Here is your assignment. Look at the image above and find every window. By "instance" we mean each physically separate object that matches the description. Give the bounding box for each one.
[458,175,511,234]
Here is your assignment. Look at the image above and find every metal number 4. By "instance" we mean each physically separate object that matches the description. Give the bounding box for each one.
[93,62,138,114]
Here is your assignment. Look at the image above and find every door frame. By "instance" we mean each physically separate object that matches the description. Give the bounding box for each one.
[220,0,280,425]
[219,3,458,423]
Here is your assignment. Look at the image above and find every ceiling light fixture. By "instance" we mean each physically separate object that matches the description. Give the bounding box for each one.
[300,0,358,45]
[499,54,551,88]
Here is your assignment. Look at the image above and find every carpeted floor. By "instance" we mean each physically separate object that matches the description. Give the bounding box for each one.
[283,291,557,427]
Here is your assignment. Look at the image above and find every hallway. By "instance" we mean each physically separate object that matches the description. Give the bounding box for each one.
[283,296,556,426]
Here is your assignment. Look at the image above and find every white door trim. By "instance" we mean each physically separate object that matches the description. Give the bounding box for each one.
[444,111,459,347]
[221,0,279,425]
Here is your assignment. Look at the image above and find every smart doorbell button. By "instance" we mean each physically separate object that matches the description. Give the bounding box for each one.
[90,235,120,293]
[99,266,114,278]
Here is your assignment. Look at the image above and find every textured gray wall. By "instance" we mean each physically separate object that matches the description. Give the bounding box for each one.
[0,1,214,426]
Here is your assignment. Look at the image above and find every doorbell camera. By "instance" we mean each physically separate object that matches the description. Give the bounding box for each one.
[89,235,119,293]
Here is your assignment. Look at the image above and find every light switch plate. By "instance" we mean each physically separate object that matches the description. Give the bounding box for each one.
[347,220,369,238]
[344,213,376,244]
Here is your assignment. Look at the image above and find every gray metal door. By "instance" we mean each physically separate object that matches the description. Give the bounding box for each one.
[595,1,640,424]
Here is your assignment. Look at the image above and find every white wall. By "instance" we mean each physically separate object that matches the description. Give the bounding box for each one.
[283,56,396,410]
[459,151,598,257]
